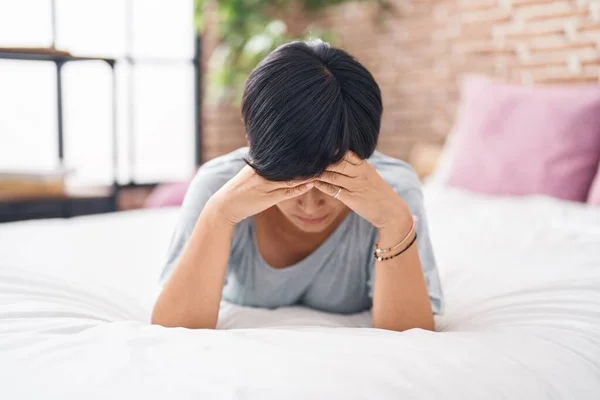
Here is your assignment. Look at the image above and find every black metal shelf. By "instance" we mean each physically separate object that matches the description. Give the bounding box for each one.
[0,49,119,173]
[0,49,120,221]
[0,50,116,65]
[0,0,202,223]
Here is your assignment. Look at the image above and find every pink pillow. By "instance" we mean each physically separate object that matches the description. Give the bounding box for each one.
[447,76,600,202]
[587,164,600,205]
[144,181,190,208]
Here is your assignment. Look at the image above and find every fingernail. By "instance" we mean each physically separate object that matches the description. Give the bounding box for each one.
[306,182,314,189]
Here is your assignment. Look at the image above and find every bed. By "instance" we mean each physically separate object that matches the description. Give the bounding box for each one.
[1,183,599,399]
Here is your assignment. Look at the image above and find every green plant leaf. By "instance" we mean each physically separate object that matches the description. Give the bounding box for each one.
[200,0,380,105]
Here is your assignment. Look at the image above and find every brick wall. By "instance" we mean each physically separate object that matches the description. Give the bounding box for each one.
[202,0,600,162]
[201,2,312,162]
[200,2,247,162]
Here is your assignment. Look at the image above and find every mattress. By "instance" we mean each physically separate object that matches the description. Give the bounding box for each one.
[1,184,599,399]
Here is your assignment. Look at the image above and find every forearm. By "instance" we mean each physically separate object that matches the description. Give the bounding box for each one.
[151,197,234,329]
[371,216,434,332]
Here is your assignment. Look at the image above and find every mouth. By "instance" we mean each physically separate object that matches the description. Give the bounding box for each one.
[295,215,329,224]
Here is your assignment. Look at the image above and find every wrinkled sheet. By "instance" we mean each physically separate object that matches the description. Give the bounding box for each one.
[1,185,599,399]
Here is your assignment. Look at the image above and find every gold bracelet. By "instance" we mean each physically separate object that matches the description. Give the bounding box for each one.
[374,233,418,262]
[375,215,417,255]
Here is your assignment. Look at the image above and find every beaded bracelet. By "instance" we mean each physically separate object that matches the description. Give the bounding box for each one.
[375,215,418,255]
[374,233,418,262]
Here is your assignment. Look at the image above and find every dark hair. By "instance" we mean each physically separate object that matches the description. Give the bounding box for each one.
[241,40,382,181]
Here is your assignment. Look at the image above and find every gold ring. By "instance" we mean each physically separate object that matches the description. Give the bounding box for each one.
[333,188,342,199]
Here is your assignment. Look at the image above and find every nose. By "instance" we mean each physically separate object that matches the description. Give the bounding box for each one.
[297,188,326,215]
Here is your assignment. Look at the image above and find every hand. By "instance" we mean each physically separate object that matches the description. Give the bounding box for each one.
[211,165,313,226]
[313,152,411,230]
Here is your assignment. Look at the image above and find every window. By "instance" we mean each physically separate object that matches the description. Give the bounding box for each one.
[0,0,197,185]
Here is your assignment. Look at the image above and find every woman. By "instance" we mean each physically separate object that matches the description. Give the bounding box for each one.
[152,40,443,332]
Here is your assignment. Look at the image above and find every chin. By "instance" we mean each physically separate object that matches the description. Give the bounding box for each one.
[288,214,332,233]
[296,223,328,233]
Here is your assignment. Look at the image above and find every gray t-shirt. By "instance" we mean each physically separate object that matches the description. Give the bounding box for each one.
[160,148,443,315]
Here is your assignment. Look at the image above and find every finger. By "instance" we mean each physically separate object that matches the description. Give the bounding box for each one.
[344,151,364,166]
[314,181,346,201]
[325,160,358,177]
[317,170,355,191]
[271,181,314,200]
[266,176,314,191]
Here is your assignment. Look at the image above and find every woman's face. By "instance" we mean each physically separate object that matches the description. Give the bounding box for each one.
[275,187,349,233]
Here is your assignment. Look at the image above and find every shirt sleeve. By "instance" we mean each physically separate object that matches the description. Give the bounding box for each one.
[159,167,233,286]
[367,186,445,315]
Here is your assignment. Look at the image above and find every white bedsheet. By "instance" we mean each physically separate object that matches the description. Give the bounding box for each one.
[1,185,599,399]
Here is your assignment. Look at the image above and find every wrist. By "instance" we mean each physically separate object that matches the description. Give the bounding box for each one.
[377,211,414,249]
[377,198,412,230]
[206,192,238,227]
